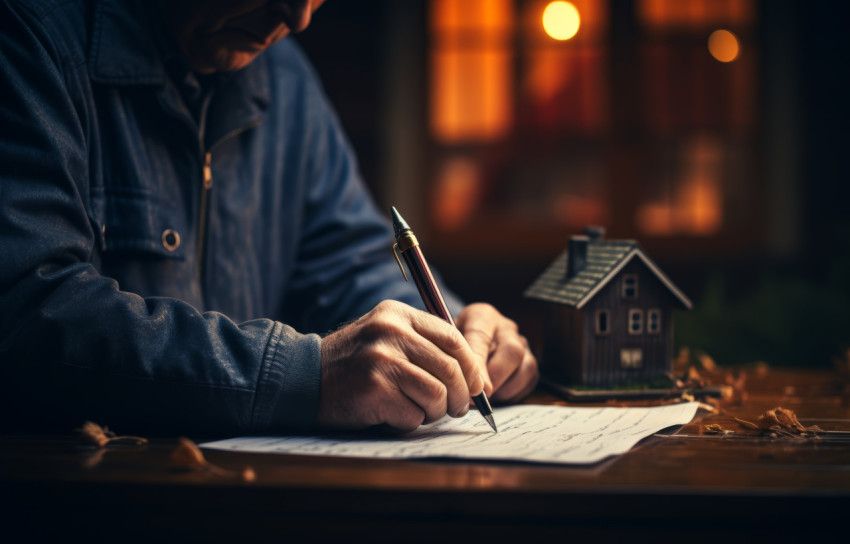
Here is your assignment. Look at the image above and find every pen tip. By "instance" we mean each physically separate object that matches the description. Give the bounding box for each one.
[390,206,409,237]
[484,414,498,433]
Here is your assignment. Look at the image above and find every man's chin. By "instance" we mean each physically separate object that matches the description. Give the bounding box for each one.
[188,49,262,74]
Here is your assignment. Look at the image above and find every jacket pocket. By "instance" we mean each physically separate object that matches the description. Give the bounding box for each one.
[92,187,187,260]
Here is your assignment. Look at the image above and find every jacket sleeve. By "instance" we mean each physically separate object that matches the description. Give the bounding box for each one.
[279,50,465,334]
[0,3,319,436]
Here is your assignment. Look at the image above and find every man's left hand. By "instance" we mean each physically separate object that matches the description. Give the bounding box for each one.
[455,303,539,403]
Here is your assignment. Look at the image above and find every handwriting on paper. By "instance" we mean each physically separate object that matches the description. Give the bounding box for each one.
[201,403,698,465]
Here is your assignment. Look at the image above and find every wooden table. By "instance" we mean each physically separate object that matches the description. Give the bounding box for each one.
[2,369,849,541]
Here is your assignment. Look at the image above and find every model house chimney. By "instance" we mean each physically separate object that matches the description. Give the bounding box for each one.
[583,225,605,241]
[566,235,589,279]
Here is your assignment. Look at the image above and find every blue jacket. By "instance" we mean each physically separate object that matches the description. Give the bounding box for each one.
[0,0,459,435]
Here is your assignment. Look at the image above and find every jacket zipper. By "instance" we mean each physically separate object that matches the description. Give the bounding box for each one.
[195,120,262,287]
[196,90,214,286]
[196,151,213,273]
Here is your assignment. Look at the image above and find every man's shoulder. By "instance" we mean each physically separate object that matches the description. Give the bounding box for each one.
[4,0,86,19]
[265,38,316,77]
[2,0,91,46]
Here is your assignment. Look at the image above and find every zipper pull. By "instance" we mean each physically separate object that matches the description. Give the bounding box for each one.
[202,152,213,189]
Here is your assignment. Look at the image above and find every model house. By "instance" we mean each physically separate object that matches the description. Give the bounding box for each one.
[525,227,692,388]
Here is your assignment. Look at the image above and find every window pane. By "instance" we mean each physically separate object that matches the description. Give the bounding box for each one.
[628,309,643,334]
[622,274,638,298]
[596,309,609,334]
[648,309,661,333]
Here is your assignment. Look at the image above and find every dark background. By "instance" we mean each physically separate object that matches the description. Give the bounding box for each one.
[296,0,850,369]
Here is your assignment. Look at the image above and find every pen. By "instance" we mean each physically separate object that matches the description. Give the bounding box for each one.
[390,206,497,432]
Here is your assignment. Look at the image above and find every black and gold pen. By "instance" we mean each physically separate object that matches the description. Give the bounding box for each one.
[390,207,497,432]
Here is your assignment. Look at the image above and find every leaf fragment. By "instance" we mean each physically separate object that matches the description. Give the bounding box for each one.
[734,417,760,430]
[77,421,148,447]
[171,437,207,468]
[703,423,730,435]
[171,437,255,482]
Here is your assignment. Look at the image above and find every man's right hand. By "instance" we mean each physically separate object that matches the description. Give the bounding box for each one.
[317,300,484,432]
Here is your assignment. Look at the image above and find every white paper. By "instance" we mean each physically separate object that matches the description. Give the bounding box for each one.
[201,402,698,465]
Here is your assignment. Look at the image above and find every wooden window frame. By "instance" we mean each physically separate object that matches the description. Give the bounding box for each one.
[620,348,643,369]
[628,308,644,335]
[595,309,610,335]
[622,274,638,299]
[647,308,661,334]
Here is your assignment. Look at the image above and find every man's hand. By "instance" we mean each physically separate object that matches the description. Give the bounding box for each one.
[455,303,539,403]
[318,300,484,432]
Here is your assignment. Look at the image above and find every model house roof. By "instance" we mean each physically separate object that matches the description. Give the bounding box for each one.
[524,238,693,310]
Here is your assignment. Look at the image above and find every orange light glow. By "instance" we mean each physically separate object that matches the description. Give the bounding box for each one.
[553,194,608,228]
[708,29,739,62]
[542,1,581,41]
[431,158,483,230]
[637,136,724,237]
[430,0,514,142]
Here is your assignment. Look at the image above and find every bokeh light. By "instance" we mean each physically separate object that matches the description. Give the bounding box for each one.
[543,1,581,41]
[707,29,740,63]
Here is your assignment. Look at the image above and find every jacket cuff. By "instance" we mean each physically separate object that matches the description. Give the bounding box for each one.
[252,322,322,432]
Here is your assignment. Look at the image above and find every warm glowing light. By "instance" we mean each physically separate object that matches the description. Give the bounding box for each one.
[432,158,482,230]
[430,0,514,142]
[708,29,739,62]
[543,1,581,41]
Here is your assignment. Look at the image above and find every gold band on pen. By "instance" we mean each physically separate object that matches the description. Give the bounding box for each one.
[391,231,419,281]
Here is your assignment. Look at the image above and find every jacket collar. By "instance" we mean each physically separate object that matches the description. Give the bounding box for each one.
[89,0,167,85]
[88,0,270,142]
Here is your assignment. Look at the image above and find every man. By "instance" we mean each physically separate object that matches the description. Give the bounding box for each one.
[0,0,538,435]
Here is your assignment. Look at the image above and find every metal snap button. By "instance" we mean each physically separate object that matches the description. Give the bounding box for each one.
[162,229,181,252]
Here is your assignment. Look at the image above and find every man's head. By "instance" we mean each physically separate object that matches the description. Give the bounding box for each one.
[161,0,326,74]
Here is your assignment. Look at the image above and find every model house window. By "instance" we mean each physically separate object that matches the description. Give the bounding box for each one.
[620,348,643,369]
[628,309,643,334]
[595,309,610,335]
[622,274,638,298]
[647,309,661,334]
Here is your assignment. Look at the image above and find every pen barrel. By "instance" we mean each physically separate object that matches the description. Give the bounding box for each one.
[401,245,455,326]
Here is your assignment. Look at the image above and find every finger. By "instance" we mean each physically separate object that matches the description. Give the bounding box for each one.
[485,322,526,392]
[458,327,495,393]
[491,348,539,403]
[377,388,427,433]
[378,359,454,425]
[354,301,473,417]
[455,304,501,393]
[409,310,485,400]
[386,323,471,418]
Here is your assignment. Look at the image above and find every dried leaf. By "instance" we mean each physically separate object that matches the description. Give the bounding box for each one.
[696,351,717,372]
[703,423,730,435]
[674,347,690,373]
[78,421,112,447]
[172,437,207,468]
[697,402,718,413]
[687,366,704,385]
[724,371,748,405]
[733,408,822,438]
[77,421,147,448]
[734,417,760,430]
[757,407,808,434]
[171,437,255,483]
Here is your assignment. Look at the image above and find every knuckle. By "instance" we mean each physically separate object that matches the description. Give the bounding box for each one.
[465,328,493,345]
[425,383,449,422]
[502,339,527,362]
[444,327,467,353]
[361,313,403,340]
